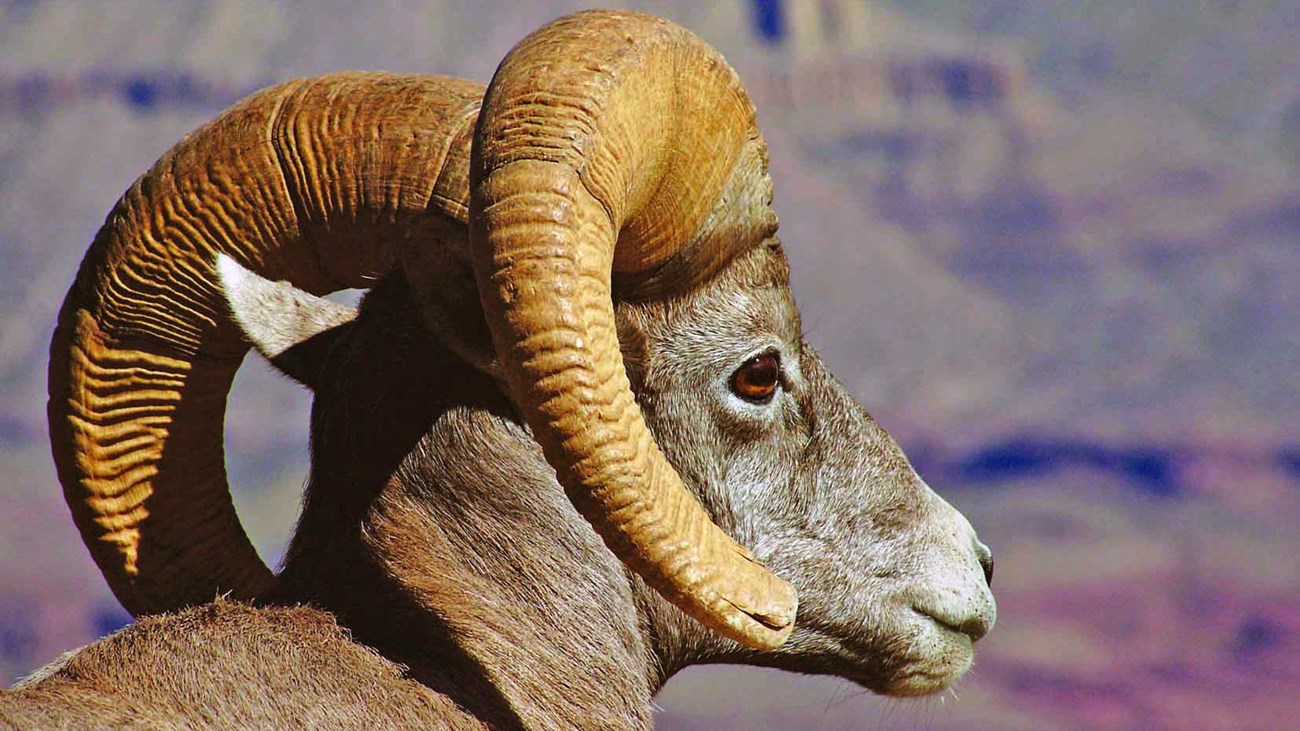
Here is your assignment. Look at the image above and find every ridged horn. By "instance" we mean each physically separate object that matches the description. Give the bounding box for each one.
[48,72,485,616]
[470,11,797,649]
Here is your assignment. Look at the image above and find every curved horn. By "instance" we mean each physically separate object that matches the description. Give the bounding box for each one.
[471,11,797,649]
[49,72,485,615]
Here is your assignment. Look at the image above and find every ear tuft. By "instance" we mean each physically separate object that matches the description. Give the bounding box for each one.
[215,254,358,388]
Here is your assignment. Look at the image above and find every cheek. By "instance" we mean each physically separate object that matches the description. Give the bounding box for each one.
[716,441,806,536]
[756,532,903,639]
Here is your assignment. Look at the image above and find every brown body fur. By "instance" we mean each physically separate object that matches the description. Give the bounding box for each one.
[4,602,478,730]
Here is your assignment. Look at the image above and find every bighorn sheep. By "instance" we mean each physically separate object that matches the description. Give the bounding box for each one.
[4,10,995,729]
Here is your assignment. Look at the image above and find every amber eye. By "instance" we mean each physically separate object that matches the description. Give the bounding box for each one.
[730,352,781,403]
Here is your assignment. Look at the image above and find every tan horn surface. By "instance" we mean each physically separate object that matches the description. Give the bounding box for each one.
[50,73,484,615]
[471,10,796,649]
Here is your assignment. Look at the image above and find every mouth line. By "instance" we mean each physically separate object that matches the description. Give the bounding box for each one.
[911,605,980,642]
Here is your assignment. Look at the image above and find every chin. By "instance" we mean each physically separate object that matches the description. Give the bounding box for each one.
[874,643,975,697]
[778,602,980,699]
[884,604,983,695]
[877,610,979,696]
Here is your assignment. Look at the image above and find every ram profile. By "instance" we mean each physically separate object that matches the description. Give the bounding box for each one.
[3,10,995,729]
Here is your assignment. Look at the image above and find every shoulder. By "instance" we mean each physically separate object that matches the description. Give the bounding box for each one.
[3,599,477,730]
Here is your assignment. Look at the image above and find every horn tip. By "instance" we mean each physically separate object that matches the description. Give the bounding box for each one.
[713,575,798,651]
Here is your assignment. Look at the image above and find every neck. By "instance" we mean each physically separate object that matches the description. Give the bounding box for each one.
[270,275,724,729]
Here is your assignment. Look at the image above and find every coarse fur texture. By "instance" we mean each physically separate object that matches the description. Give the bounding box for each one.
[5,602,476,730]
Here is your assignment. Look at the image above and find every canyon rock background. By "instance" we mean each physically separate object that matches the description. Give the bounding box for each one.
[2,1,1297,728]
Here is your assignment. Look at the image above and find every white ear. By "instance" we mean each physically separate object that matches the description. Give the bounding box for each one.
[216,254,357,386]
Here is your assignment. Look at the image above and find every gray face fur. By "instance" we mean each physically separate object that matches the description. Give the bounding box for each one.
[219,237,995,698]
[617,241,994,694]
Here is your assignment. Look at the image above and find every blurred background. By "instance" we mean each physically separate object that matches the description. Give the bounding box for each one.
[1,1,1297,728]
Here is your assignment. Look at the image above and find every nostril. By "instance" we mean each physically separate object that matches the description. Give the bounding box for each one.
[975,541,994,587]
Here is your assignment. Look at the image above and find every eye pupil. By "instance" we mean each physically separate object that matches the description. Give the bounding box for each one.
[731,353,780,403]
